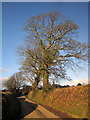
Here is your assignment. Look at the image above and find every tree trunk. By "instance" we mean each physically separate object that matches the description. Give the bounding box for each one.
[32,75,40,90]
[43,70,49,91]
[32,76,40,97]
[32,80,38,90]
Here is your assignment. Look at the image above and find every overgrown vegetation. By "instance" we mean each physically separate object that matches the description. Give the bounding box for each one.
[2,93,21,120]
[27,85,89,119]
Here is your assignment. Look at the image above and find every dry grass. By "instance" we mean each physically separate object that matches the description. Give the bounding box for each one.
[28,85,89,118]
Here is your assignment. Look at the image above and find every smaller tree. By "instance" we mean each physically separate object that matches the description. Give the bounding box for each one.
[4,72,25,93]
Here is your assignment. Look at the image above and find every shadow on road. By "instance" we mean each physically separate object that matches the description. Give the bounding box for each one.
[18,98,38,119]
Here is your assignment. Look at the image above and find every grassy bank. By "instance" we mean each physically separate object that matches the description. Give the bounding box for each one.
[2,93,21,120]
[27,85,89,119]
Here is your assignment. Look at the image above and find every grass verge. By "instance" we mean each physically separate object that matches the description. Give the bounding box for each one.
[27,85,89,119]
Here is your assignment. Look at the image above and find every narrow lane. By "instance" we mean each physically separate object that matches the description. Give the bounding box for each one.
[18,96,59,119]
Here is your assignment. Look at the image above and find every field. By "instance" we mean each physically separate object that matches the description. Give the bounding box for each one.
[28,84,89,118]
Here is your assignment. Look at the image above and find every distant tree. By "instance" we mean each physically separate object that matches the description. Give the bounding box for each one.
[52,83,61,88]
[4,71,25,93]
[77,83,82,86]
[65,85,70,87]
[2,89,7,92]
[17,11,88,91]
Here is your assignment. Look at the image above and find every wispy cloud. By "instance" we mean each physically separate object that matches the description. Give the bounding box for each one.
[64,79,89,86]
[0,68,9,72]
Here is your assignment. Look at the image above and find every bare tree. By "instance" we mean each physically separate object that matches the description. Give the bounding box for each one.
[18,46,42,91]
[4,71,25,93]
[17,11,88,91]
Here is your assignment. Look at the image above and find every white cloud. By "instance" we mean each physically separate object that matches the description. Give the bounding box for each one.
[63,78,89,86]
[0,68,9,72]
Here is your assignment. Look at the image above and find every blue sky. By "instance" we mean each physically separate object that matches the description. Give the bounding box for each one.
[1,2,88,85]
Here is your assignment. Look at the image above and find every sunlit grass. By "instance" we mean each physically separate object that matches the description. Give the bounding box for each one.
[28,85,89,118]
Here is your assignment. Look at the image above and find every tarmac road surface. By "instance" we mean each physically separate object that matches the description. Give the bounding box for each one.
[18,96,59,119]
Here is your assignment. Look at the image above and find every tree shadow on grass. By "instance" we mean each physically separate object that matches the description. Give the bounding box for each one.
[18,98,38,119]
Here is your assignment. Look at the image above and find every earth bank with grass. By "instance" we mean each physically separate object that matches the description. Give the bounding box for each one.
[27,85,88,119]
